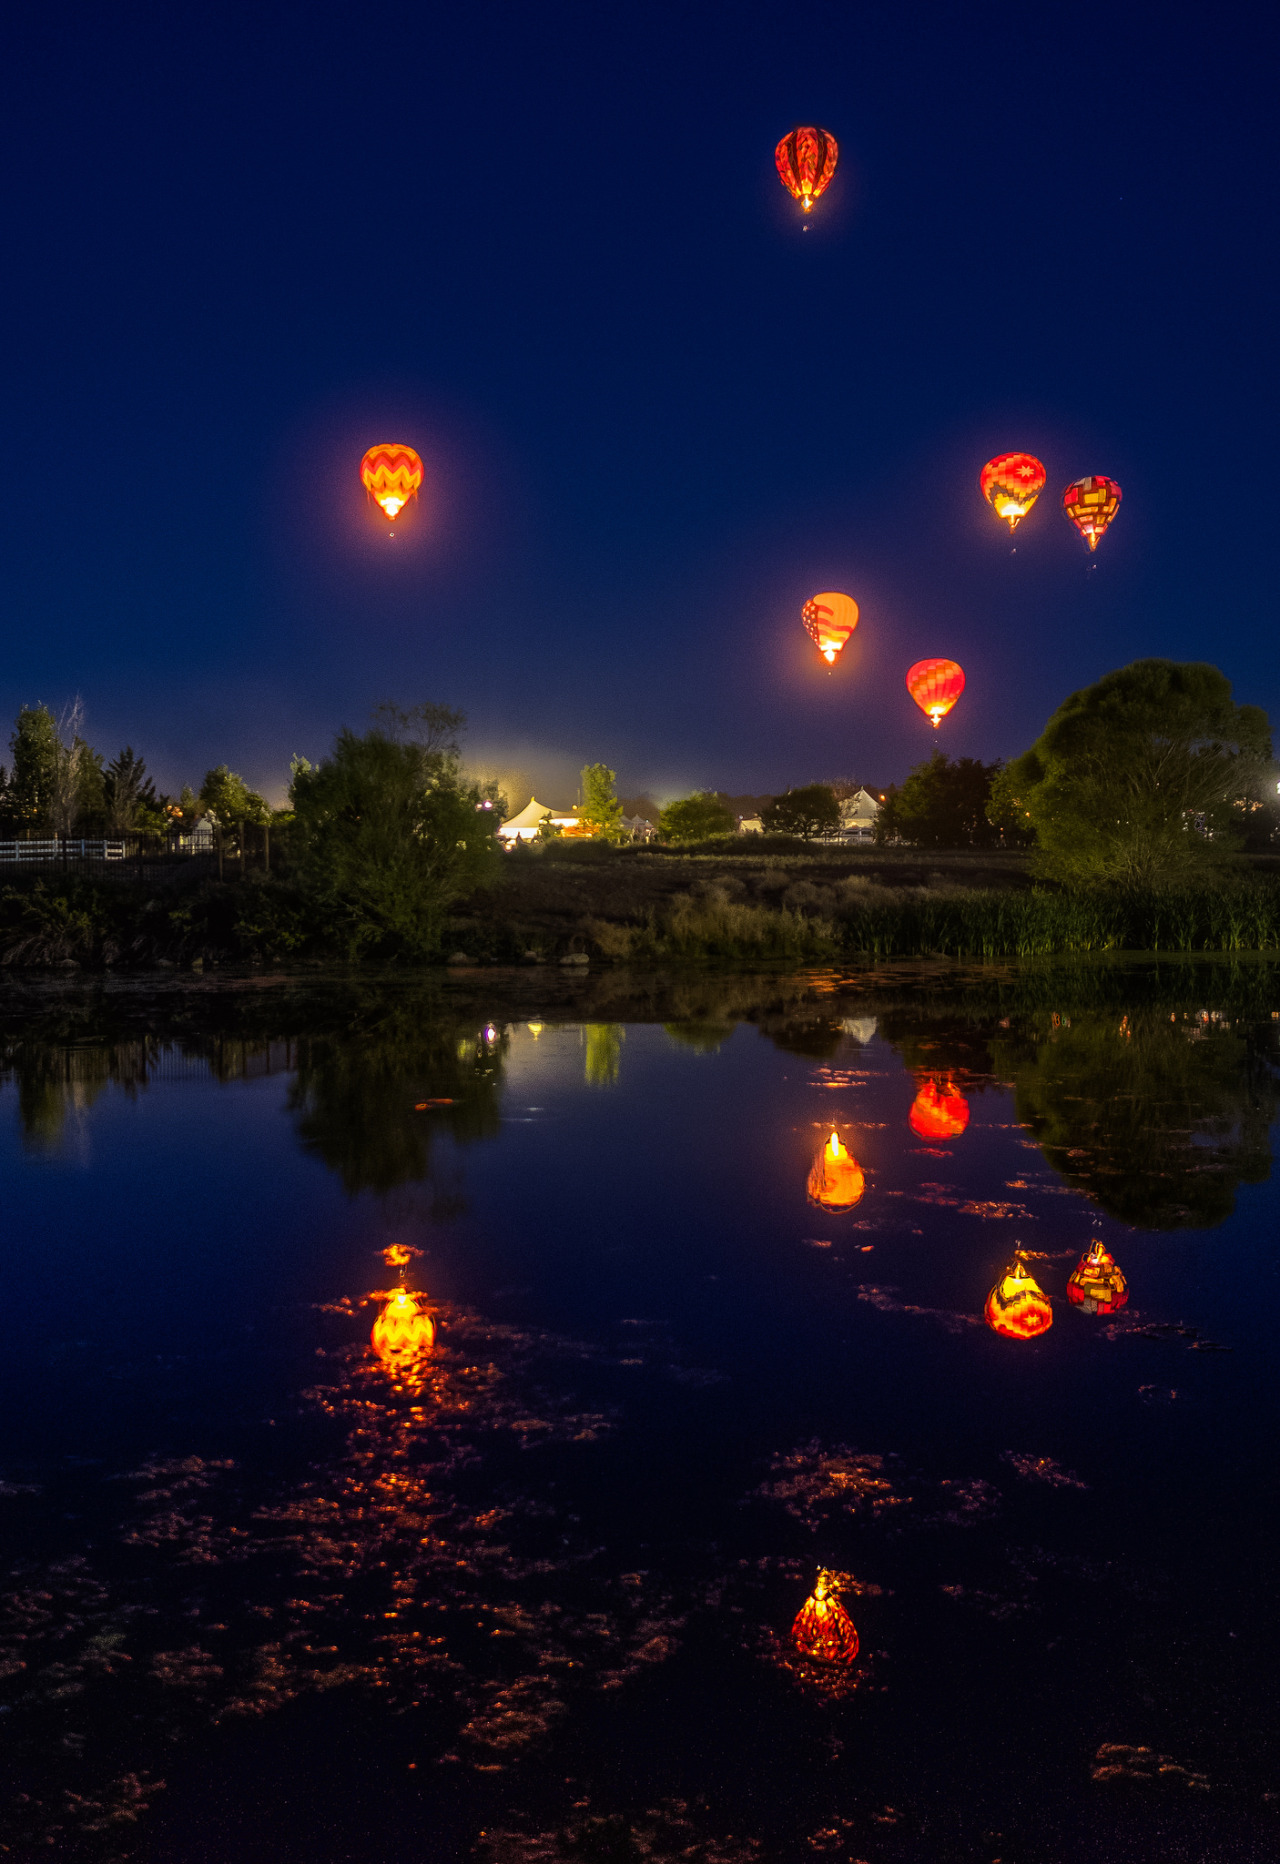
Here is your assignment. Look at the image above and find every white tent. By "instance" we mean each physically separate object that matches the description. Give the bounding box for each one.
[498,797,555,841]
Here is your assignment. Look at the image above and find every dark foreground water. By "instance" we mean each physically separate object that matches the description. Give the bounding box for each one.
[2,959,1279,1863]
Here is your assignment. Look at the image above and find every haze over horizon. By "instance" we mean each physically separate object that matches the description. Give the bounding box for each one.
[2,3,1275,807]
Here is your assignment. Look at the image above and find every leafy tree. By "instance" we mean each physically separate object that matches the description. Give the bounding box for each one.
[579,762,626,841]
[103,747,161,833]
[199,765,271,826]
[762,783,840,840]
[5,700,105,834]
[876,752,1002,849]
[658,791,735,842]
[6,706,59,829]
[290,705,501,959]
[998,659,1272,888]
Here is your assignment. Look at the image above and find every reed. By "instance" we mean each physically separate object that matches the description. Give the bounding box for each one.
[838,883,1280,960]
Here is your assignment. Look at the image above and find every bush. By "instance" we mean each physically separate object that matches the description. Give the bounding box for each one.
[659,792,736,842]
[291,714,501,960]
[761,784,840,839]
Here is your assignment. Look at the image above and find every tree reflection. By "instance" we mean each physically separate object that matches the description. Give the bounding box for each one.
[583,1023,624,1087]
[290,1013,507,1195]
[989,1008,1279,1228]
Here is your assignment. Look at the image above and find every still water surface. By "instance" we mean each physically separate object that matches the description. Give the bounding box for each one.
[2,963,1279,1862]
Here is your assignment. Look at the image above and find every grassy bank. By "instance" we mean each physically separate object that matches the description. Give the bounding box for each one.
[1,855,1279,971]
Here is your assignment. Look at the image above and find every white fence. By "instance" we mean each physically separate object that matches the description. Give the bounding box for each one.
[0,839,129,863]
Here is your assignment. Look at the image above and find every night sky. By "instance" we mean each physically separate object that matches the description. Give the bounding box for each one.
[2,3,1275,806]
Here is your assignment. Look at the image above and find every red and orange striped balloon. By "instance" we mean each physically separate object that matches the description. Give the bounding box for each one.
[359,443,424,520]
[775,126,838,213]
[906,658,965,728]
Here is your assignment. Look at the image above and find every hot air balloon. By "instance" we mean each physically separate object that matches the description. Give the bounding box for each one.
[980,453,1046,532]
[909,1079,970,1141]
[1062,475,1121,552]
[806,1129,865,1211]
[359,443,424,521]
[906,659,965,728]
[372,1287,436,1368]
[802,591,859,666]
[985,1255,1053,1341]
[791,1570,859,1665]
[775,126,838,214]
[1066,1240,1128,1316]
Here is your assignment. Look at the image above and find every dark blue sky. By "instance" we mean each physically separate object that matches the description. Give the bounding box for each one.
[2,2,1275,805]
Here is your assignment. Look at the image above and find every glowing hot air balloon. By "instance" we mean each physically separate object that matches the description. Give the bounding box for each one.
[372,1287,436,1369]
[1062,475,1121,552]
[1066,1240,1128,1316]
[906,659,965,728]
[775,126,838,214]
[980,453,1046,532]
[792,1569,859,1665]
[909,1079,970,1141]
[802,591,859,666]
[985,1255,1053,1341]
[359,443,424,521]
[807,1129,865,1211]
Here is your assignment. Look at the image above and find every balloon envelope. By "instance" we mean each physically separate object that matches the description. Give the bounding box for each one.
[910,1079,970,1140]
[802,591,859,665]
[791,1571,859,1665]
[980,452,1046,531]
[1066,1240,1128,1315]
[775,126,838,213]
[906,658,965,727]
[1062,475,1121,551]
[806,1130,865,1210]
[360,442,424,520]
[985,1257,1053,1340]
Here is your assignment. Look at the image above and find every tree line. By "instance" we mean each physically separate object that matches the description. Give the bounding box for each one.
[0,702,271,837]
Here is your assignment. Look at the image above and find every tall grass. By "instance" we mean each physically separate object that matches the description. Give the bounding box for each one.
[588,893,838,962]
[839,883,1280,960]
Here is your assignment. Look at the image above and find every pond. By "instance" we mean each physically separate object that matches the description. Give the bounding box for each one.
[2,960,1279,1863]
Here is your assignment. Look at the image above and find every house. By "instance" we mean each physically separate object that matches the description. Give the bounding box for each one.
[838,789,882,842]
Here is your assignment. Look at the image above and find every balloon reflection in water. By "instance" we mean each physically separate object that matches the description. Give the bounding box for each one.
[909,1078,970,1140]
[985,1255,1053,1340]
[807,1130,865,1210]
[792,1569,859,1665]
[371,1287,437,1374]
[1066,1239,1128,1315]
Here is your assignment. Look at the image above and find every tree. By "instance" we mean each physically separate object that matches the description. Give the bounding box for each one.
[6,706,59,830]
[579,762,626,841]
[997,659,1272,888]
[290,705,501,959]
[658,791,736,842]
[199,765,271,826]
[104,747,161,833]
[876,752,1002,849]
[762,784,840,840]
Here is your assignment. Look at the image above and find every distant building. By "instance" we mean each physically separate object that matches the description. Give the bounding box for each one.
[838,789,882,842]
[620,814,657,841]
[737,815,764,834]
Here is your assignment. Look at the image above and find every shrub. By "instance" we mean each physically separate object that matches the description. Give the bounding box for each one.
[291,711,501,960]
